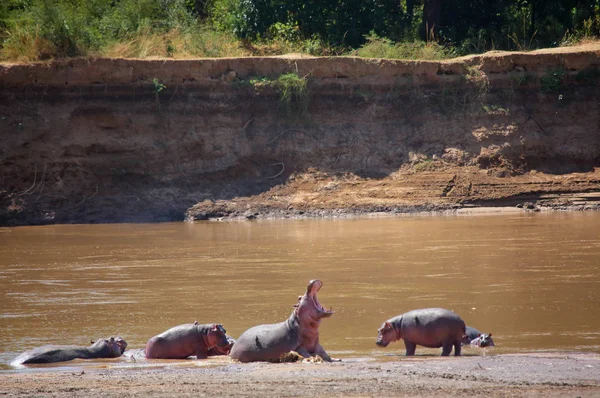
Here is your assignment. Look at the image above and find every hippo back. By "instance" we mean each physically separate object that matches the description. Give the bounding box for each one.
[400,308,465,348]
[11,345,86,365]
[230,319,299,362]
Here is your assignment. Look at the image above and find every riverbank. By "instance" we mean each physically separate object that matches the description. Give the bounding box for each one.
[1,353,599,397]
[1,44,600,226]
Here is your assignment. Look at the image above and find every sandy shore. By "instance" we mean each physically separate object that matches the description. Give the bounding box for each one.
[1,353,599,397]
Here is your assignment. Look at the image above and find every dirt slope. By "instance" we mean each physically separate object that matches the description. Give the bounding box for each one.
[1,44,600,225]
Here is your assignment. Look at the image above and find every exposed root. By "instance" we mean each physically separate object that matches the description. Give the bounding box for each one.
[34,163,47,202]
[268,129,306,145]
[267,163,285,179]
[242,118,253,131]
[16,164,37,196]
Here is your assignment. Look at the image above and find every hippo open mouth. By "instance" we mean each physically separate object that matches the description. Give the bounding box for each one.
[306,280,333,316]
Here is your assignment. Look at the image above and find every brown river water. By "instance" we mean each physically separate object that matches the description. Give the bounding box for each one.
[1,212,600,370]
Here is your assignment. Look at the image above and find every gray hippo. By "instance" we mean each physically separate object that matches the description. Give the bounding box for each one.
[145,322,229,359]
[376,308,466,356]
[462,326,495,347]
[230,279,338,362]
[11,336,127,365]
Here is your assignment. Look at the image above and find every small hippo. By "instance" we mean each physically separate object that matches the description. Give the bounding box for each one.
[376,308,466,356]
[230,279,338,362]
[145,321,229,359]
[11,336,127,365]
[462,326,495,347]
[208,335,236,356]
[469,333,495,348]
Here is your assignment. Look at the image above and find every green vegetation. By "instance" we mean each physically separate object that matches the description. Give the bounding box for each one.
[353,32,454,60]
[482,104,510,115]
[541,68,566,92]
[275,73,308,112]
[152,78,166,93]
[1,0,599,62]
[242,72,310,115]
[413,158,443,172]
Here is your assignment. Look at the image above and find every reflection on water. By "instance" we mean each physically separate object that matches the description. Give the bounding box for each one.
[1,212,600,368]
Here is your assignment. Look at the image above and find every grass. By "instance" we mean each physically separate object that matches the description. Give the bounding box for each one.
[413,158,443,172]
[240,73,310,116]
[99,26,248,59]
[275,73,308,112]
[353,32,455,60]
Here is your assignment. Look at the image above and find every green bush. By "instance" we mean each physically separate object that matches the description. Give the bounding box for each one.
[354,32,455,60]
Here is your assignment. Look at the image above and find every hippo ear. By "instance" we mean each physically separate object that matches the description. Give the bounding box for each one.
[194,320,198,325]
[384,321,392,330]
[109,337,115,343]
[489,333,492,337]
[211,324,218,331]
[91,340,95,344]
[477,334,481,337]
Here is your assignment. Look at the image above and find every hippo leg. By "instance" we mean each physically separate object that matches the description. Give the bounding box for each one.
[296,346,311,358]
[314,343,340,362]
[454,342,462,356]
[441,343,453,356]
[196,348,208,359]
[404,340,416,356]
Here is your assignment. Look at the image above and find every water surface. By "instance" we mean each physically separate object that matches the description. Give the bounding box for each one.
[1,212,600,369]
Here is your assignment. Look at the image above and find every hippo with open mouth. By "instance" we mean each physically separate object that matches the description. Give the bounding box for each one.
[376,308,466,356]
[11,336,127,365]
[145,322,230,359]
[230,279,338,362]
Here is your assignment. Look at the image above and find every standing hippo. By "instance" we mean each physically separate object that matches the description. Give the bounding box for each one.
[376,308,465,356]
[11,336,127,365]
[145,322,229,359]
[230,279,338,362]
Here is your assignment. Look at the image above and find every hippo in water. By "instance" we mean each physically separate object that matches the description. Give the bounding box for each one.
[376,308,466,356]
[462,326,495,347]
[230,279,339,362]
[11,336,127,365]
[145,322,229,359]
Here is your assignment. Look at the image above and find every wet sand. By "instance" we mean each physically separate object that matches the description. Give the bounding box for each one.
[2,353,599,397]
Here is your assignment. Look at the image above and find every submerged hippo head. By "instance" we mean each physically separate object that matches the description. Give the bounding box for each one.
[376,321,397,348]
[471,333,495,348]
[295,280,333,321]
[206,324,230,351]
[90,336,128,357]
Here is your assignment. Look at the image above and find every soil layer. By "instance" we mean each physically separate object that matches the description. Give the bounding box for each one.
[1,44,600,225]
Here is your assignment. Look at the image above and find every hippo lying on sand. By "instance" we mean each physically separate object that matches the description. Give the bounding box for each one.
[12,336,127,365]
[145,322,229,359]
[230,279,338,362]
[462,326,495,347]
[376,308,466,356]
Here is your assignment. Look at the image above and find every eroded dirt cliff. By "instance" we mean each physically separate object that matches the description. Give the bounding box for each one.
[1,44,600,225]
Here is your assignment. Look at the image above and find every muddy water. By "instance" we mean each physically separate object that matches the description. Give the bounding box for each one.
[1,212,600,369]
